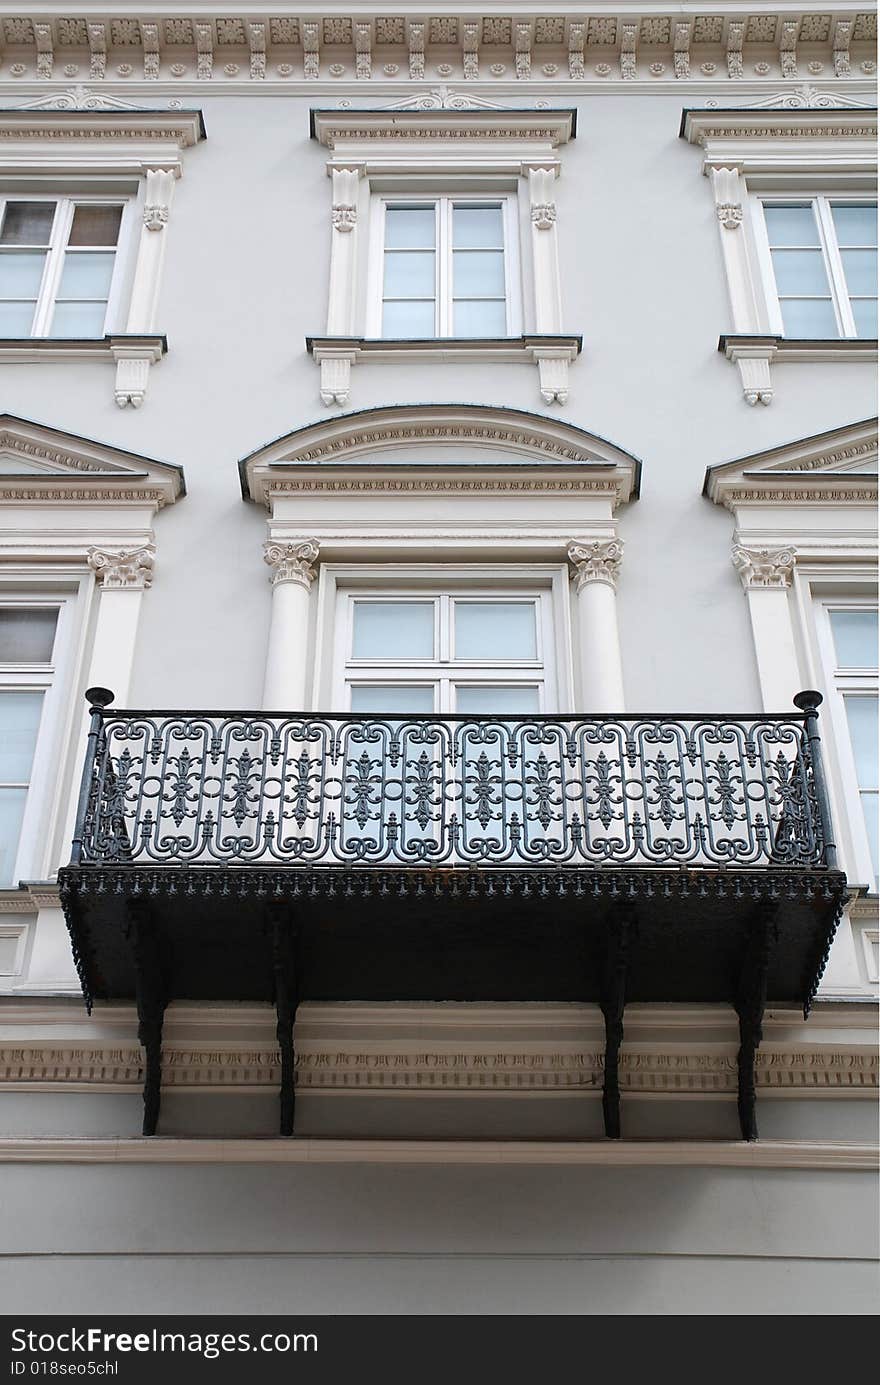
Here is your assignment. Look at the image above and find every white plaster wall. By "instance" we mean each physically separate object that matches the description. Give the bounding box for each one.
[0,1163,877,1314]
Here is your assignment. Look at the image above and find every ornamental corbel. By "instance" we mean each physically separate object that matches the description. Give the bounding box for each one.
[142,168,175,232]
[462,22,479,80]
[317,352,355,407]
[620,23,638,81]
[302,22,320,80]
[515,22,533,79]
[195,23,214,80]
[331,205,357,232]
[567,539,624,592]
[779,21,798,80]
[731,545,796,591]
[568,23,586,80]
[726,21,745,80]
[264,540,320,590]
[721,338,776,405]
[141,23,159,80]
[673,22,692,80]
[407,22,425,80]
[832,21,852,78]
[88,545,156,591]
[248,22,267,80]
[87,23,106,81]
[354,22,372,80]
[531,203,557,230]
[34,23,53,79]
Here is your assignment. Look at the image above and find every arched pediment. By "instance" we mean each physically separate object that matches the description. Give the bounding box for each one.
[239,404,642,510]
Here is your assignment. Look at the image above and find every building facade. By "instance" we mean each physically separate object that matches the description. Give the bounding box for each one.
[0,1,877,1315]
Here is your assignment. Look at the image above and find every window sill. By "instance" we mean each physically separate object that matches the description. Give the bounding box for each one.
[0,334,167,408]
[307,334,582,407]
[719,334,878,405]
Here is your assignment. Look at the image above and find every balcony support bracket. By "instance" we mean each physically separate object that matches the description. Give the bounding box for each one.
[600,904,634,1140]
[735,904,777,1142]
[128,899,166,1138]
[268,903,300,1138]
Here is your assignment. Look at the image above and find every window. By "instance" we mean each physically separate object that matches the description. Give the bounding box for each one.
[337,590,554,713]
[0,197,129,338]
[756,198,878,339]
[0,602,63,887]
[816,598,879,890]
[377,198,518,339]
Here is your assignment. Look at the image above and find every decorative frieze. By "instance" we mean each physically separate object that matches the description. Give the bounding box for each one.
[731,544,797,590]
[87,545,156,590]
[263,539,320,589]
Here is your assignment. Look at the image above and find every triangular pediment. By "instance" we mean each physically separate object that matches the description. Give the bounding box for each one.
[0,414,184,505]
[704,419,878,508]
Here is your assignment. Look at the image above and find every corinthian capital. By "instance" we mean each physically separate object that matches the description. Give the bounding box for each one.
[264,539,320,589]
[567,539,623,592]
[731,544,796,590]
[87,545,155,590]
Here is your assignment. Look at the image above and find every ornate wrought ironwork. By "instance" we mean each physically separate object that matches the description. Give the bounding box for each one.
[71,690,834,874]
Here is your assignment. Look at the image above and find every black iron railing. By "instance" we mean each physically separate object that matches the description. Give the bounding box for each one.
[70,689,836,873]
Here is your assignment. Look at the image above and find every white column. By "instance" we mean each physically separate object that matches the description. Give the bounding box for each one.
[732,544,801,710]
[85,545,155,703]
[567,540,626,711]
[262,540,320,711]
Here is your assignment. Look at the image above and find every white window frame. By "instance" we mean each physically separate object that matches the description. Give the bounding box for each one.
[751,193,877,340]
[0,586,81,888]
[0,192,136,339]
[813,592,878,895]
[366,192,522,340]
[335,585,555,712]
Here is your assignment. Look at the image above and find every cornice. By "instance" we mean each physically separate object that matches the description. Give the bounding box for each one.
[704,418,879,509]
[0,413,185,506]
[0,1137,876,1168]
[0,8,875,97]
[682,107,878,146]
[0,107,205,146]
[2,1000,876,1098]
[311,105,575,149]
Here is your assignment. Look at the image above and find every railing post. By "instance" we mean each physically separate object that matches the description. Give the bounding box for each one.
[69,687,114,866]
[793,690,838,871]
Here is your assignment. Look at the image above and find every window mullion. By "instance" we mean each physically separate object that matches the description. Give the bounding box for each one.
[816,196,854,337]
[438,198,450,335]
[34,199,71,336]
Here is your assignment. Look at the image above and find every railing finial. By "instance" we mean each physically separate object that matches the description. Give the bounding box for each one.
[793,690,823,713]
[85,687,115,710]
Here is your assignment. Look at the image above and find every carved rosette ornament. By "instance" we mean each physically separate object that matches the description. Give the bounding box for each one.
[264,540,320,590]
[87,545,155,590]
[567,539,624,592]
[731,545,797,590]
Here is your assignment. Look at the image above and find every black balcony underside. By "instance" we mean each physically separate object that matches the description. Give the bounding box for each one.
[60,864,845,1015]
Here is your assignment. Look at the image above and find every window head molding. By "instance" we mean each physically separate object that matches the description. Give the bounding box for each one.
[681,103,878,180]
[311,104,575,407]
[0,412,185,517]
[0,105,205,406]
[703,416,878,521]
[240,403,641,513]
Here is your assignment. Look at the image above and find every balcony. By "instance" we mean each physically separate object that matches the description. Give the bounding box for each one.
[58,689,847,1141]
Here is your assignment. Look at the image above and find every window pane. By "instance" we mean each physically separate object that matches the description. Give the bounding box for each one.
[771,249,830,295]
[844,696,879,791]
[384,206,435,249]
[0,690,43,782]
[0,609,58,663]
[453,205,504,249]
[57,251,116,299]
[0,301,36,335]
[382,299,435,337]
[453,298,507,337]
[831,204,878,247]
[779,298,838,337]
[764,205,820,247]
[0,787,28,886]
[0,202,55,246]
[830,611,878,668]
[50,302,107,337]
[851,299,878,338]
[454,250,505,297]
[383,250,435,299]
[0,251,48,297]
[840,248,877,297]
[68,205,123,247]
[455,685,541,714]
[455,602,537,660]
[350,685,435,714]
[352,602,434,659]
